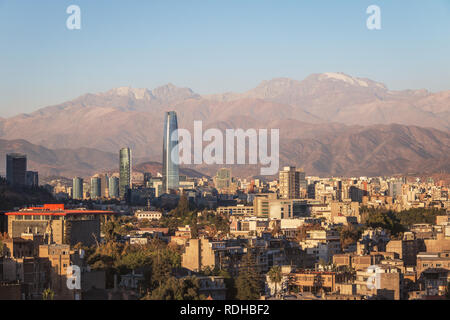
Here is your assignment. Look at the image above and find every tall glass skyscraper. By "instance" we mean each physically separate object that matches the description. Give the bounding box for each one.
[72,177,84,200]
[119,148,132,198]
[109,176,119,198]
[162,111,179,193]
[90,177,101,199]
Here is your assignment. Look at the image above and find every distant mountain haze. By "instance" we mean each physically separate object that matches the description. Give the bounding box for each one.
[0,73,448,178]
[0,139,204,179]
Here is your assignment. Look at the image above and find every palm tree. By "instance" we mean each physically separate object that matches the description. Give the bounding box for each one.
[42,288,55,300]
[268,266,282,298]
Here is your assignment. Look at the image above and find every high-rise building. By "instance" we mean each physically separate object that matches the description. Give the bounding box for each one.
[388,180,403,198]
[119,148,132,198]
[143,172,152,187]
[26,171,39,187]
[279,166,306,199]
[213,168,237,194]
[90,177,101,199]
[109,176,119,198]
[72,177,84,200]
[100,174,109,198]
[6,153,27,186]
[162,111,179,193]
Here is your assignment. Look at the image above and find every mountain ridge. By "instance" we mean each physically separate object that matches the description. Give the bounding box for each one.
[0,72,448,178]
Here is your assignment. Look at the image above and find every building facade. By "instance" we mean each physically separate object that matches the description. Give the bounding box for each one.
[162,111,179,193]
[6,153,27,186]
[119,147,132,199]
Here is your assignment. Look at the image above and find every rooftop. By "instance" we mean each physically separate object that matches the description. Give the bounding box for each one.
[5,204,115,216]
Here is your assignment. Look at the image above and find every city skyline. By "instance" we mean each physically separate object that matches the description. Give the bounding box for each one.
[1,0,450,305]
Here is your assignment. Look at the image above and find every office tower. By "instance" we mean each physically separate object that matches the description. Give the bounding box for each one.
[336,180,343,201]
[214,168,231,189]
[6,153,27,186]
[90,177,101,199]
[162,111,179,193]
[307,182,317,200]
[143,172,152,187]
[388,180,403,198]
[119,148,132,198]
[298,169,307,191]
[109,176,119,198]
[213,168,236,193]
[72,177,84,200]
[25,171,39,187]
[279,166,305,199]
[100,174,109,198]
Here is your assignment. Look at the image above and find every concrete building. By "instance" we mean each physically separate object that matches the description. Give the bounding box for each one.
[290,271,347,294]
[6,204,115,246]
[213,168,236,194]
[386,236,424,267]
[354,265,401,300]
[134,210,162,221]
[279,166,306,199]
[299,230,341,263]
[216,205,254,216]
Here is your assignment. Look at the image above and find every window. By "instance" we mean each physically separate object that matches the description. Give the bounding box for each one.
[24,215,31,220]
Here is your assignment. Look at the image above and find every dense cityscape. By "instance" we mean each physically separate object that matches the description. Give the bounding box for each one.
[0,110,449,301]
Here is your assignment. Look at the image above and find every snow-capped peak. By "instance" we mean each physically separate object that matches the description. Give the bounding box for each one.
[320,72,369,87]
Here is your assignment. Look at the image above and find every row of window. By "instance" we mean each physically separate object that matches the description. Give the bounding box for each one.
[14,215,61,221]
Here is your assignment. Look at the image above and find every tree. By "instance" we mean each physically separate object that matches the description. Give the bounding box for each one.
[339,224,361,250]
[102,219,121,242]
[172,194,190,217]
[236,251,263,300]
[267,266,282,297]
[271,223,281,238]
[42,288,55,300]
[144,276,204,300]
[364,210,405,236]
[218,269,237,300]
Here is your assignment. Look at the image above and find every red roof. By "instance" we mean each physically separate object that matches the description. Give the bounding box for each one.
[5,204,115,216]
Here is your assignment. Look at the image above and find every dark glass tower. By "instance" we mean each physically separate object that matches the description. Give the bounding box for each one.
[162,111,179,193]
[109,176,119,198]
[6,153,27,186]
[72,177,84,200]
[90,177,101,199]
[119,148,132,198]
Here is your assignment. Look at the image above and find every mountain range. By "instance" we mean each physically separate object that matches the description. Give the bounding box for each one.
[0,72,448,178]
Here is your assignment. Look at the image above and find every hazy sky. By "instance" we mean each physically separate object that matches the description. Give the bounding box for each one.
[0,0,449,117]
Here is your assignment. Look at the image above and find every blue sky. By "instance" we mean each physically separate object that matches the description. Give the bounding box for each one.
[0,0,449,117]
